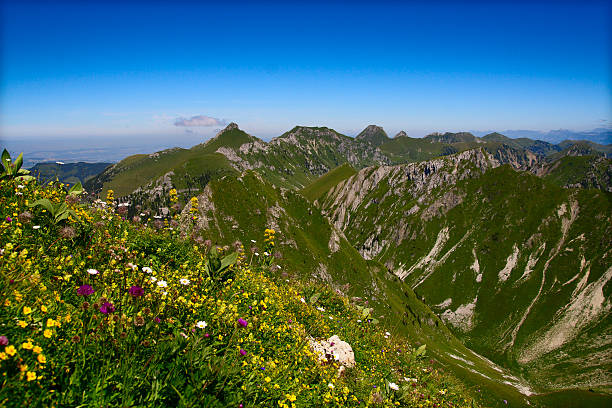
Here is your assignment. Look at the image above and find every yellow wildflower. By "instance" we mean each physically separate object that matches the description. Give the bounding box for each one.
[32,346,42,354]
[22,341,33,350]
[23,306,32,314]
[5,345,16,356]
[43,329,52,338]
[41,305,48,313]
[18,320,27,328]
[37,354,46,364]
[26,371,36,381]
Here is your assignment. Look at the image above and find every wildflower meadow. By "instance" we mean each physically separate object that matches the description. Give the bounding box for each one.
[0,151,477,407]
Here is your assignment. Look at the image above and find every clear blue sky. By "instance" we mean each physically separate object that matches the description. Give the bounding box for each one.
[1,0,610,143]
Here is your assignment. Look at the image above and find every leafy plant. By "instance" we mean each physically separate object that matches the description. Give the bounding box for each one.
[1,149,35,181]
[28,198,79,225]
[205,246,238,283]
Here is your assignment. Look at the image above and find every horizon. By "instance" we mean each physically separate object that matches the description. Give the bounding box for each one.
[4,122,611,168]
[1,0,611,150]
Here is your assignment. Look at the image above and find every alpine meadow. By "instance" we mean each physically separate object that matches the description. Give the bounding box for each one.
[1,1,611,407]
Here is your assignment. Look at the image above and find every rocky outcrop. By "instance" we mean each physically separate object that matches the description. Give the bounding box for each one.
[309,335,356,368]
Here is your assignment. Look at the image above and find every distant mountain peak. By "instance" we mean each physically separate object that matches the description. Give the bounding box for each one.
[394,131,407,138]
[217,122,239,135]
[356,125,389,147]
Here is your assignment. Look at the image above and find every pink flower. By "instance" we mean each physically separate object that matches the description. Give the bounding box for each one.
[0,336,8,346]
[239,348,247,356]
[99,302,115,314]
[128,286,144,297]
[76,284,95,296]
[237,318,248,328]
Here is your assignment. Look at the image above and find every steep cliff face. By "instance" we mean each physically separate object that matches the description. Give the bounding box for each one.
[318,148,612,395]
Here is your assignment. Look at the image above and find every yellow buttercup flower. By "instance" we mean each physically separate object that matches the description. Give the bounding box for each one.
[43,329,52,338]
[37,354,46,364]
[18,320,27,328]
[41,305,48,313]
[23,306,32,315]
[26,371,36,381]
[21,341,33,350]
[5,345,16,356]
[32,346,42,354]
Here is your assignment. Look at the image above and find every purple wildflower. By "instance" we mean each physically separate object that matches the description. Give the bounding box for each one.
[239,348,247,356]
[128,285,144,297]
[237,318,248,328]
[154,317,161,323]
[76,284,95,296]
[6,216,11,222]
[99,302,115,314]
[0,336,8,346]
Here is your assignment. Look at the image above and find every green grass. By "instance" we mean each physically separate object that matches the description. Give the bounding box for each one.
[300,163,357,202]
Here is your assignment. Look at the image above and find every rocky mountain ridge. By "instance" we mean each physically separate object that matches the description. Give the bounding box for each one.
[317,148,612,398]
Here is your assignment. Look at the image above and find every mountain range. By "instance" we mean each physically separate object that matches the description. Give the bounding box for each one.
[19,123,612,407]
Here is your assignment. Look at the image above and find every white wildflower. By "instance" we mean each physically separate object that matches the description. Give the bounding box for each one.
[142,266,153,274]
[196,321,208,329]
[157,280,167,288]
[389,382,399,391]
[180,278,191,285]
[87,268,99,275]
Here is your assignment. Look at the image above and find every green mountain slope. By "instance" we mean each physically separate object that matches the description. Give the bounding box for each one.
[356,125,391,147]
[85,124,390,201]
[541,155,612,192]
[481,133,561,156]
[557,140,612,158]
[318,149,612,403]
[177,169,558,407]
[300,163,357,202]
[379,135,459,164]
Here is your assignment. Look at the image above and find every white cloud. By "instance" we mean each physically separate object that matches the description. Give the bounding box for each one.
[174,115,226,127]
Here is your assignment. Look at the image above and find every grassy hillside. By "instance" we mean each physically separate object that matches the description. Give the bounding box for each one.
[0,173,479,407]
[542,155,612,191]
[319,151,612,405]
[300,163,357,202]
[379,136,458,164]
[179,169,556,407]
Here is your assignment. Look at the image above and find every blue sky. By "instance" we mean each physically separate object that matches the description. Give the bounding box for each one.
[1,0,610,145]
